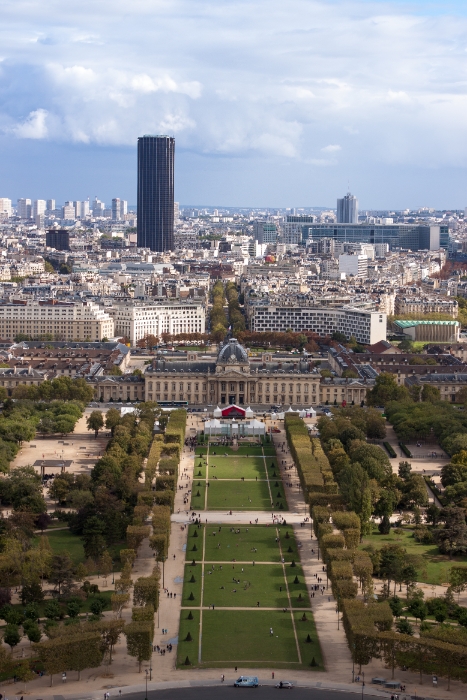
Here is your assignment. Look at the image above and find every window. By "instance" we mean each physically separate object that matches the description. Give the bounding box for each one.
[221,382,226,391]
[230,383,235,391]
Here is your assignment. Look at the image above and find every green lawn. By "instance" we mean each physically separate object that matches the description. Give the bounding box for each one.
[207,455,267,479]
[206,480,281,511]
[201,525,298,563]
[360,527,467,585]
[198,609,322,668]
[33,530,124,570]
[181,563,203,606]
[203,563,306,608]
[177,608,200,666]
[190,481,206,510]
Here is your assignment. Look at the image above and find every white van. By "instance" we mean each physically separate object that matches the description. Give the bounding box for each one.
[234,676,259,688]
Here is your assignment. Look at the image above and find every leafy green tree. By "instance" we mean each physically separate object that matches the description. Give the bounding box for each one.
[408,598,427,623]
[49,553,74,596]
[90,597,106,617]
[105,408,121,437]
[26,623,42,643]
[82,516,107,559]
[366,373,410,406]
[3,624,21,649]
[398,461,412,480]
[86,410,104,438]
[124,621,153,672]
[44,599,61,620]
[388,596,404,617]
[421,385,441,404]
[396,619,414,635]
[436,507,467,559]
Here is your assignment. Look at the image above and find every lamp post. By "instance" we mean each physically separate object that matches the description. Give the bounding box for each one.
[149,662,153,681]
[352,643,355,683]
[361,672,365,700]
[145,668,148,700]
[112,560,115,585]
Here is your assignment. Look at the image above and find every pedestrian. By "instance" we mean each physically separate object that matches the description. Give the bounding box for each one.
[221,674,225,682]
[270,627,273,636]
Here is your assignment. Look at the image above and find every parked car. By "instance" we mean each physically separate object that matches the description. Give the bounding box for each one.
[275,681,294,689]
[234,676,259,688]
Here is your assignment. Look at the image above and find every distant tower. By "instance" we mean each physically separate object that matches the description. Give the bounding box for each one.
[137,135,175,252]
[337,192,358,223]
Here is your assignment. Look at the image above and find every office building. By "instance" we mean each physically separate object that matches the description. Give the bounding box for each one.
[46,229,71,251]
[92,198,105,217]
[307,223,440,251]
[0,199,12,217]
[248,304,386,345]
[17,199,31,219]
[120,200,127,218]
[174,201,180,223]
[339,254,368,279]
[0,300,114,342]
[337,192,358,223]
[284,215,314,244]
[111,300,205,345]
[62,202,76,220]
[33,200,46,218]
[46,199,55,212]
[137,135,175,252]
[112,198,122,220]
[253,221,278,244]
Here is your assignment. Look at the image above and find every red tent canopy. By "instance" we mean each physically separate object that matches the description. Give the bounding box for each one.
[221,404,246,418]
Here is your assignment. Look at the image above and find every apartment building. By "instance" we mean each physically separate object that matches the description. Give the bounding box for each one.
[0,300,114,342]
[247,304,386,345]
[394,296,458,318]
[110,301,206,344]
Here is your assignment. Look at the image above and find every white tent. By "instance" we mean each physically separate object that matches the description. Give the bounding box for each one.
[213,406,222,418]
[245,406,254,418]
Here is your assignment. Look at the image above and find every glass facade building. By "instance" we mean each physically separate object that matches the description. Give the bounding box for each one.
[306,224,440,251]
[137,135,175,252]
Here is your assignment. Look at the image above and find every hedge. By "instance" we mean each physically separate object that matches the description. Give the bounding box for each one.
[333,579,358,600]
[383,442,396,458]
[329,560,353,580]
[399,442,412,458]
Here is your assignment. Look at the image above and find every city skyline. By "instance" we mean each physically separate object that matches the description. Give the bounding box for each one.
[1,0,467,208]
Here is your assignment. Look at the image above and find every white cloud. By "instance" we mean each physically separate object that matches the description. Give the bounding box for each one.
[13,109,49,139]
[1,0,467,182]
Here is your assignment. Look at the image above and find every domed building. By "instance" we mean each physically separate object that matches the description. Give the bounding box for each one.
[143,337,369,408]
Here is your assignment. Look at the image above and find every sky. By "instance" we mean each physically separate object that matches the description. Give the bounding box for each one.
[1,0,467,209]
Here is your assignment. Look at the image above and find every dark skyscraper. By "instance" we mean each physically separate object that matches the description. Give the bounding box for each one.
[137,135,175,252]
[337,192,358,223]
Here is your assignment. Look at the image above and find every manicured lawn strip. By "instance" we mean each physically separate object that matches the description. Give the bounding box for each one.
[270,481,287,509]
[360,527,467,586]
[294,611,324,669]
[200,610,300,664]
[207,480,273,510]
[207,456,267,479]
[177,608,200,667]
[262,446,277,456]
[195,447,208,455]
[181,563,203,606]
[185,525,203,562]
[203,563,290,608]
[208,446,264,456]
[190,480,206,510]
[193,462,206,478]
[284,563,310,607]
[201,525,298,563]
[203,524,281,562]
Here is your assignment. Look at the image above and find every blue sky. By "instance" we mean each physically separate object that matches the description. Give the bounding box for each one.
[1,0,467,209]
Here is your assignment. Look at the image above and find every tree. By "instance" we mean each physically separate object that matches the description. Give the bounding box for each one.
[398,461,412,480]
[124,621,153,671]
[49,553,74,595]
[108,366,123,376]
[408,598,427,623]
[82,516,107,559]
[449,566,467,602]
[87,410,104,438]
[105,408,121,437]
[90,597,106,617]
[96,618,125,664]
[4,624,21,649]
[111,592,130,618]
[35,512,52,533]
[396,619,414,635]
[366,373,410,406]
[421,385,441,404]
[26,623,42,643]
[44,599,61,620]
[436,507,467,559]
[99,551,113,585]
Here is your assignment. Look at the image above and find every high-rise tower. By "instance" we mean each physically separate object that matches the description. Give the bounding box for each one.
[137,135,175,252]
[337,192,358,224]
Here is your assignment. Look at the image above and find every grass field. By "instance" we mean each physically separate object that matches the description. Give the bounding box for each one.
[180,609,323,669]
[179,438,322,670]
[206,479,286,511]
[360,527,467,585]
[195,525,299,563]
[33,530,124,569]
